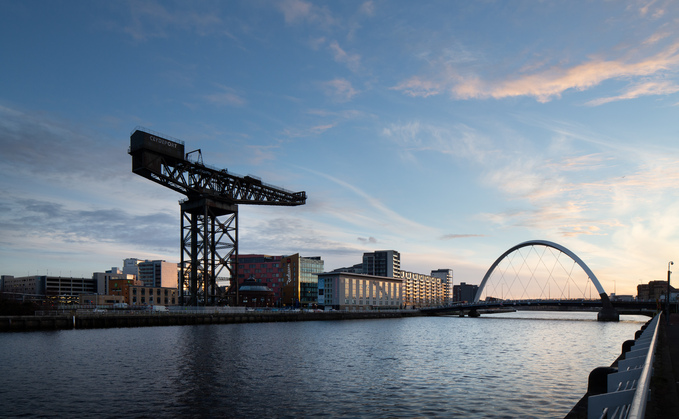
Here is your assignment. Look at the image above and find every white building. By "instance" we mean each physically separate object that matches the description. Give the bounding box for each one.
[317,272,403,310]
[401,271,445,308]
[430,268,454,305]
[122,258,178,288]
[138,260,178,288]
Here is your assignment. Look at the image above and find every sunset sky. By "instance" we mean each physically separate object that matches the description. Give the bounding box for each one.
[1,1,678,296]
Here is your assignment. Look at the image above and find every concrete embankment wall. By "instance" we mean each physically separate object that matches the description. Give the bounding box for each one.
[0,310,422,332]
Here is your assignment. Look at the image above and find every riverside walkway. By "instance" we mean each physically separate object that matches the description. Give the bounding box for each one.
[645,313,679,418]
[565,312,679,418]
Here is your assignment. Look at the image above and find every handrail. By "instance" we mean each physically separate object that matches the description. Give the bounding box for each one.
[587,313,660,419]
[627,313,661,418]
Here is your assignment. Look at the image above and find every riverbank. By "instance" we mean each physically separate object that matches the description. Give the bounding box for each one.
[0,309,422,332]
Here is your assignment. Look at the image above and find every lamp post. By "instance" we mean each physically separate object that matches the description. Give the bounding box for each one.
[667,261,674,323]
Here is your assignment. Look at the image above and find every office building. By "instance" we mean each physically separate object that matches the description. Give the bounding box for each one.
[362,250,400,278]
[92,268,135,295]
[453,282,479,303]
[137,260,178,288]
[317,272,403,310]
[280,254,324,307]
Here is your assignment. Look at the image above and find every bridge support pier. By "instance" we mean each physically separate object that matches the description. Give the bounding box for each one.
[468,309,480,318]
[597,293,619,322]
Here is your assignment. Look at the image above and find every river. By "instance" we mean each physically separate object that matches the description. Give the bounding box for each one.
[0,311,648,418]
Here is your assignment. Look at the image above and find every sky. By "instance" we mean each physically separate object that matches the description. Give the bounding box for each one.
[1,0,678,296]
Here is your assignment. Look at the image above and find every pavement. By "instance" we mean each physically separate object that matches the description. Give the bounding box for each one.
[644,312,679,419]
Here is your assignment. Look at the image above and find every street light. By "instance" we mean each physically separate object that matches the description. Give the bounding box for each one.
[667,261,674,322]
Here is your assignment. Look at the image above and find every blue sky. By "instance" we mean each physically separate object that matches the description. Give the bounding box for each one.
[1,0,678,296]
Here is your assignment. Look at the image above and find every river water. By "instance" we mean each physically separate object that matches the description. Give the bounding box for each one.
[0,311,648,418]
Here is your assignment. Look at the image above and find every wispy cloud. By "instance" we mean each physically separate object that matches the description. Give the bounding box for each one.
[282,123,336,138]
[328,41,361,72]
[277,0,335,27]
[203,85,247,107]
[297,167,437,237]
[121,0,224,40]
[321,78,359,102]
[440,234,485,240]
[393,34,679,104]
[585,79,679,105]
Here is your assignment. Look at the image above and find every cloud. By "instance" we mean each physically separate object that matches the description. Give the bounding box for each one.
[203,85,247,107]
[585,80,679,105]
[381,121,491,164]
[296,167,437,237]
[277,0,335,26]
[282,123,336,138]
[358,236,377,243]
[121,0,224,40]
[321,78,359,102]
[391,76,441,98]
[392,36,679,104]
[0,196,177,253]
[328,41,362,72]
[359,1,375,17]
[457,42,679,102]
[440,234,485,240]
[0,104,127,182]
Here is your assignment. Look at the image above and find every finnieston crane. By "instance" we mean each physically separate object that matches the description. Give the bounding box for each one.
[128,128,307,306]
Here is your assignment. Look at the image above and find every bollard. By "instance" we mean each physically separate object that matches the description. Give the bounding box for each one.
[621,339,635,355]
[588,367,618,395]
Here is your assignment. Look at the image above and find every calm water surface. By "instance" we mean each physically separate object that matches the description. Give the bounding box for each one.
[0,311,648,418]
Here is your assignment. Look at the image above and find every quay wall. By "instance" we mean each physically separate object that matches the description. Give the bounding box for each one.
[0,310,422,332]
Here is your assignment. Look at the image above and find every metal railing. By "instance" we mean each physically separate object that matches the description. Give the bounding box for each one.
[587,312,660,419]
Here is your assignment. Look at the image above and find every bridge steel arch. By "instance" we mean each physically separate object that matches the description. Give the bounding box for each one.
[474,240,618,321]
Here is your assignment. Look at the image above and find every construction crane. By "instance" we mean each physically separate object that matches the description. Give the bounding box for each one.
[128,128,306,306]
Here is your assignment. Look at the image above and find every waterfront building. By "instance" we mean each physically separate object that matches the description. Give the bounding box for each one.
[430,268,454,305]
[453,282,479,302]
[127,285,178,306]
[79,294,126,306]
[2,275,96,303]
[401,271,445,308]
[236,254,284,302]
[137,260,178,288]
[362,250,400,278]
[92,267,135,295]
[317,272,403,310]
[122,258,142,277]
[236,276,275,307]
[109,278,144,305]
[637,280,677,301]
[331,263,364,274]
[280,254,324,308]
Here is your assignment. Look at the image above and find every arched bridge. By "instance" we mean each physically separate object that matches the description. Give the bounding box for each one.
[425,240,624,321]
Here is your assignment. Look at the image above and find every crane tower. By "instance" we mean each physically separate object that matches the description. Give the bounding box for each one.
[128,128,307,306]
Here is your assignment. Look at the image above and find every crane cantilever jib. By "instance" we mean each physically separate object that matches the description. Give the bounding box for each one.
[129,129,306,206]
[128,128,307,306]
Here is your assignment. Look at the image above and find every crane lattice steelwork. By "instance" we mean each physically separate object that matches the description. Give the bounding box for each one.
[128,128,306,306]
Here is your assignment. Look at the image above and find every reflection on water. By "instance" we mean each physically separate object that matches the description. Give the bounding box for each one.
[0,312,647,418]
